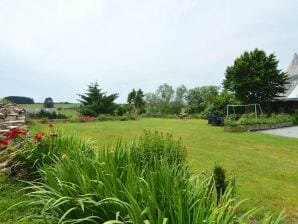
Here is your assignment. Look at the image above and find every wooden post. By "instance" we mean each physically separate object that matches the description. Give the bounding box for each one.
[255,104,258,121]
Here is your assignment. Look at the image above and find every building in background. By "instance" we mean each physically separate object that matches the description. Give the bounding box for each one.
[273,53,298,112]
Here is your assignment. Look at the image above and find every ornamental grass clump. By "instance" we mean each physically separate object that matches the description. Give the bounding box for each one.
[20,131,284,224]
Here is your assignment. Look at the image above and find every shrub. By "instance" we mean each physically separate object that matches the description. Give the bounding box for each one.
[96,114,138,122]
[78,115,96,122]
[213,164,235,204]
[28,110,67,120]
[97,114,116,121]
[131,131,186,170]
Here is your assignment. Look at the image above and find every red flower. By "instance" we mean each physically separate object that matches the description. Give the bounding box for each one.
[34,131,45,140]
[5,128,27,139]
[0,139,9,145]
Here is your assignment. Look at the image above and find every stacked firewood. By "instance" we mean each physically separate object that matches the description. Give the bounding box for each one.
[0,104,27,174]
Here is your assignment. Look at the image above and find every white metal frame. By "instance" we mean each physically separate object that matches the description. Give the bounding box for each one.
[226,104,263,120]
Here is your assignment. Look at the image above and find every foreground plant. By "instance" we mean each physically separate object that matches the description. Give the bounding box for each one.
[11,125,94,175]
[17,131,284,224]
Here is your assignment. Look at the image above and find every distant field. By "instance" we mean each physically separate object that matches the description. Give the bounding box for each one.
[20,103,80,109]
[21,103,80,119]
[1,118,297,223]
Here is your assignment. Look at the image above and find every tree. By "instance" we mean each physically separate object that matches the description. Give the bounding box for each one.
[223,49,288,106]
[172,85,188,114]
[156,83,174,103]
[127,89,145,114]
[145,84,175,116]
[201,90,239,118]
[43,97,54,108]
[186,86,219,114]
[4,96,34,104]
[78,82,118,116]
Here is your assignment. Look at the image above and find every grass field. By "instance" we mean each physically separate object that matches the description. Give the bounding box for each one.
[1,118,298,223]
[21,103,80,119]
[20,103,80,109]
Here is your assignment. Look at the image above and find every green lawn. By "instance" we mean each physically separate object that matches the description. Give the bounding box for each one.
[1,118,298,222]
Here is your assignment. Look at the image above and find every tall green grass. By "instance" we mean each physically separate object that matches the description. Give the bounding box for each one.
[17,131,284,223]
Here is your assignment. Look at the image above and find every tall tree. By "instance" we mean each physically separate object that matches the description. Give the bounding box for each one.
[127,89,145,114]
[186,86,219,113]
[145,83,175,115]
[78,82,118,116]
[43,97,54,108]
[172,85,188,114]
[156,83,174,103]
[223,49,288,105]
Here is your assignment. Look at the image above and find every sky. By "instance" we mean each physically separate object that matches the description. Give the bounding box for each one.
[0,0,298,103]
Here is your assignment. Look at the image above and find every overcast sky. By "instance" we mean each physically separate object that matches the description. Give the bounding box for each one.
[0,0,297,103]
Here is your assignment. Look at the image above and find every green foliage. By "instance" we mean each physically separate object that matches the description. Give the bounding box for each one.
[15,132,284,223]
[28,110,67,120]
[145,83,175,115]
[127,89,145,114]
[186,86,219,114]
[223,49,288,105]
[224,113,292,127]
[213,164,230,203]
[172,85,188,114]
[145,84,189,116]
[132,131,186,170]
[201,90,239,118]
[96,114,138,122]
[43,97,54,108]
[4,96,34,104]
[78,82,118,116]
[12,129,94,174]
[292,109,298,125]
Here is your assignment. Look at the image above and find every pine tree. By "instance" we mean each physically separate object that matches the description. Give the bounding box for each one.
[78,82,118,116]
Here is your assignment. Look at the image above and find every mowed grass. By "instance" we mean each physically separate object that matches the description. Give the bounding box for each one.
[30,118,298,221]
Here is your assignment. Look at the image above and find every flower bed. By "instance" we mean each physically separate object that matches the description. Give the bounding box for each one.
[224,114,293,132]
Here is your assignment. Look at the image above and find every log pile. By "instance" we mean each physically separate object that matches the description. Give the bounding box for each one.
[0,104,27,174]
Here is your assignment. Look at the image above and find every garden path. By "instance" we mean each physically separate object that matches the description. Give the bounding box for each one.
[257,126,298,138]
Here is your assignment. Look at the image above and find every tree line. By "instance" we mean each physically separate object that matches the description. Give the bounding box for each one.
[78,49,288,118]
[78,82,238,118]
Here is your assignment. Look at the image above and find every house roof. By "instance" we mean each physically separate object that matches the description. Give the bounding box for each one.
[286,53,298,78]
[278,53,298,100]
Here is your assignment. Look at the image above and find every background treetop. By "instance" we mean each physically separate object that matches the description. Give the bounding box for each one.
[223,48,288,105]
[78,82,118,116]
